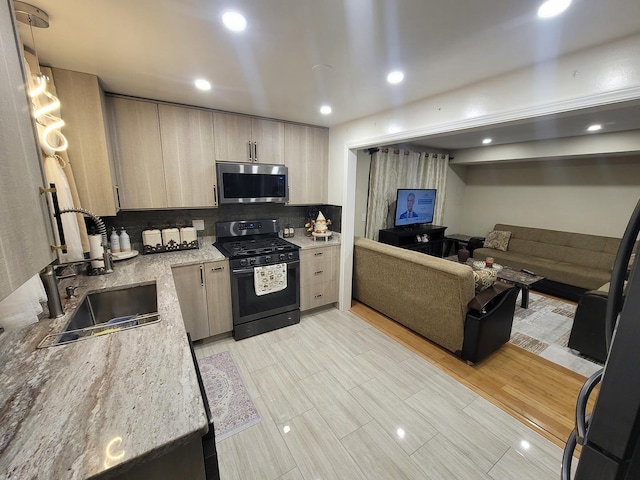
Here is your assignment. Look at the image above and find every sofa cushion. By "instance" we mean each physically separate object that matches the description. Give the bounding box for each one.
[473,247,611,290]
[473,269,497,292]
[484,230,511,251]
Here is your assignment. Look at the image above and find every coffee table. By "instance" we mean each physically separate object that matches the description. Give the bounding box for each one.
[443,256,544,308]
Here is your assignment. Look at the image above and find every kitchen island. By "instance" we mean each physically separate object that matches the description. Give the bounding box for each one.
[0,242,226,479]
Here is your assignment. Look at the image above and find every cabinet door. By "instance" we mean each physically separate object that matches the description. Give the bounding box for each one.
[173,264,209,341]
[158,104,216,207]
[0,0,56,301]
[213,112,252,162]
[51,68,119,216]
[251,118,284,164]
[284,124,328,204]
[204,260,233,336]
[107,97,167,208]
[300,246,339,311]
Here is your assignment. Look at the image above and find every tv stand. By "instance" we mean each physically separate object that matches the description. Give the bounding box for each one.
[378,225,447,258]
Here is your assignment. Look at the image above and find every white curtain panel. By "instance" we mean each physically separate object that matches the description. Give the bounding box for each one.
[364,150,448,240]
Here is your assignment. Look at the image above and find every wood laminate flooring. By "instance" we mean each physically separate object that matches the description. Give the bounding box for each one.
[350,300,598,449]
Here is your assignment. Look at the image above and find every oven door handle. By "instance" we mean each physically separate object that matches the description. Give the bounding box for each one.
[233,260,300,275]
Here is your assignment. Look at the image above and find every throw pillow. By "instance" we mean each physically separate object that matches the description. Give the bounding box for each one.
[483,230,511,251]
[473,269,497,292]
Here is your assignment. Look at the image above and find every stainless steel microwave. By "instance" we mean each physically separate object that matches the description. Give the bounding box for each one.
[216,162,289,204]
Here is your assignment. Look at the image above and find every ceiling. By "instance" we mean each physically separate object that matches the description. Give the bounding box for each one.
[14,0,640,131]
[408,99,640,151]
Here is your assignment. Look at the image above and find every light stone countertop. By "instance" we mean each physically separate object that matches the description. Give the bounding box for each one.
[0,240,225,479]
[284,229,341,249]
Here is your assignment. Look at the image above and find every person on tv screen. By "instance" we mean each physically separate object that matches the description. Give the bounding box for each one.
[399,192,419,219]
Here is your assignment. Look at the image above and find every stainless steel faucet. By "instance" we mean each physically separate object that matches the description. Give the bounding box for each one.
[58,208,114,274]
[40,208,115,319]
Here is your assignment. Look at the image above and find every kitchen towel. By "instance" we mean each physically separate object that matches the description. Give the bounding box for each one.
[89,234,105,268]
[0,275,47,331]
[253,263,287,296]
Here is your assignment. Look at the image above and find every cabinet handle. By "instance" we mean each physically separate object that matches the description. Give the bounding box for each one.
[213,185,218,206]
[253,142,258,162]
[247,141,253,161]
[199,265,204,287]
[314,252,324,256]
[314,270,324,275]
[314,294,323,299]
[114,184,121,209]
[212,266,225,271]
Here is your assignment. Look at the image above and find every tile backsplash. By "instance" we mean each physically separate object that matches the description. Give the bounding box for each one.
[101,204,341,250]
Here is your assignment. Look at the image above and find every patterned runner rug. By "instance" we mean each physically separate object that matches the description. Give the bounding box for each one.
[509,291,602,377]
[198,351,261,441]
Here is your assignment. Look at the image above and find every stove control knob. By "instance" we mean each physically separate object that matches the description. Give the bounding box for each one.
[279,254,285,261]
[265,255,271,263]
[288,252,294,260]
[249,258,256,265]
[240,259,247,267]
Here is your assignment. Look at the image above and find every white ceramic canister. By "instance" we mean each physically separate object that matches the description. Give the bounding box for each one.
[180,227,197,244]
[142,229,162,247]
[161,228,180,246]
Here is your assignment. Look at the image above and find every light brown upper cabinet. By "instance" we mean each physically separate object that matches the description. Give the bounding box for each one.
[107,97,168,209]
[284,124,329,204]
[214,112,284,164]
[158,105,217,207]
[0,0,56,301]
[51,68,120,216]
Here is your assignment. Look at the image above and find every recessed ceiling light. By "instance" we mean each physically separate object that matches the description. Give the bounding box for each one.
[194,79,211,91]
[537,0,572,18]
[320,105,332,115]
[387,71,404,84]
[482,138,492,144]
[222,11,247,31]
[587,124,602,132]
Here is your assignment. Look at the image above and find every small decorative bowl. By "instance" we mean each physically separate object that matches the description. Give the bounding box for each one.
[472,261,503,271]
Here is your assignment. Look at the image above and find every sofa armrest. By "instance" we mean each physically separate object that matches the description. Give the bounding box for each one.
[567,290,609,363]
[468,282,514,312]
[461,284,519,364]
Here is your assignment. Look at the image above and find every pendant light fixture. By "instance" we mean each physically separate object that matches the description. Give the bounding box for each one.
[14,1,68,153]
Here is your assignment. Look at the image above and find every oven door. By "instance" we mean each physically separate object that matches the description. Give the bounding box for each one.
[230,260,300,325]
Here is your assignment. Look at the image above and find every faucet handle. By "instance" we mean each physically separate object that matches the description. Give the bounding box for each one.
[65,285,79,299]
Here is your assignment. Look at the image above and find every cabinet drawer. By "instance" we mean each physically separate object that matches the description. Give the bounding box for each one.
[301,245,338,262]
[301,256,336,286]
[301,281,338,311]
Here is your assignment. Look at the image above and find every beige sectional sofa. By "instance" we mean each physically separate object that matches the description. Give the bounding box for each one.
[473,224,621,300]
[353,237,519,363]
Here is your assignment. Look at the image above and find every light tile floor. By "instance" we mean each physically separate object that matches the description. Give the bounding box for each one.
[194,308,577,480]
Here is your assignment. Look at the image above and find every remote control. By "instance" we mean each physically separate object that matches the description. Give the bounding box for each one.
[521,269,535,275]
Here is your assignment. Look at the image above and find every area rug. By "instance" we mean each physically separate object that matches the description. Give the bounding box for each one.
[509,291,602,377]
[198,351,261,441]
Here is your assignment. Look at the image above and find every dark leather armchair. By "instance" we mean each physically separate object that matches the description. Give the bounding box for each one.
[461,282,519,364]
[568,290,608,363]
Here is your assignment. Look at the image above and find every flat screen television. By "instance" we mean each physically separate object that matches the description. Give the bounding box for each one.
[393,188,437,228]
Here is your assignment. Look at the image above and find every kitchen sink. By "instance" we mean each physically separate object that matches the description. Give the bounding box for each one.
[38,283,160,348]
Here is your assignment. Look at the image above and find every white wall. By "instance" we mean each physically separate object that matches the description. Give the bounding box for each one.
[460,156,640,238]
[328,34,640,311]
[441,165,468,234]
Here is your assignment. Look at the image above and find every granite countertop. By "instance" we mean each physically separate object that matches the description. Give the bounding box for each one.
[285,228,341,249]
[0,240,225,479]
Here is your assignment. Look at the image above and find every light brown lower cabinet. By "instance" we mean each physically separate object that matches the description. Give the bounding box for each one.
[300,245,340,311]
[173,260,233,340]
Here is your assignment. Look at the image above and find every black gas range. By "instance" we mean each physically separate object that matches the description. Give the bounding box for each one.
[215,219,300,340]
